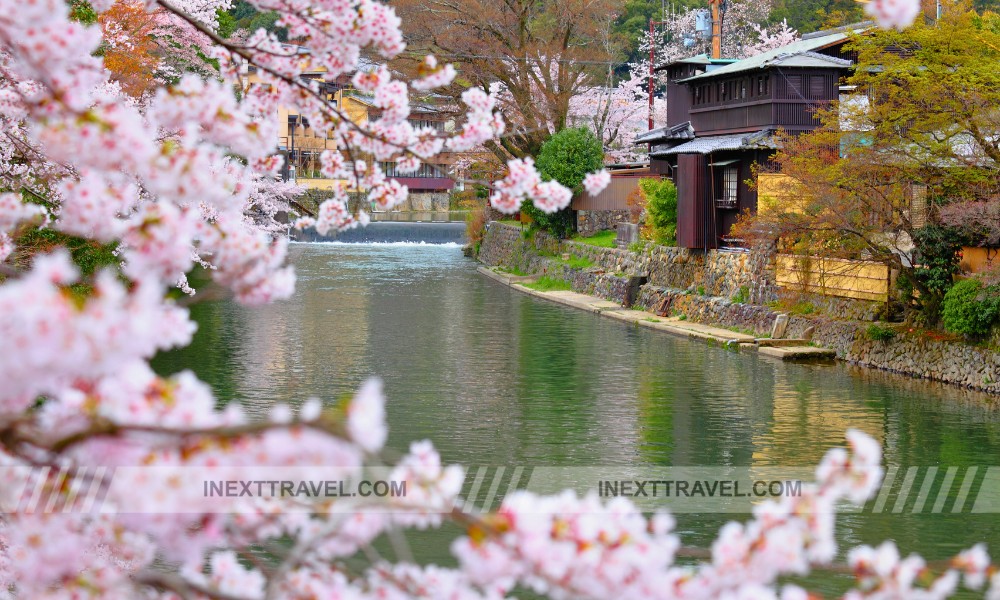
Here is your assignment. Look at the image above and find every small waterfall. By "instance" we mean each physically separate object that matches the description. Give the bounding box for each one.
[293,220,467,244]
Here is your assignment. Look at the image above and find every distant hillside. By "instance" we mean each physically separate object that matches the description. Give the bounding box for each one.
[218,0,287,41]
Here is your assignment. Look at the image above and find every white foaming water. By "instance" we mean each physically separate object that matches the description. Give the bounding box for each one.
[290,240,463,248]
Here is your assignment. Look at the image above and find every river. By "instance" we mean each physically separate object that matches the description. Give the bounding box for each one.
[154,240,1000,595]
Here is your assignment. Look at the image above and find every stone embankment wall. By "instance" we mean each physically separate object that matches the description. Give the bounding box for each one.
[634,286,1000,393]
[478,222,1000,394]
[477,224,633,302]
[576,210,630,236]
[398,192,450,212]
[480,222,775,299]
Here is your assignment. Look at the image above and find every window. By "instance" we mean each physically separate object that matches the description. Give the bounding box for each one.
[809,75,826,99]
[409,118,445,132]
[717,166,738,208]
[740,79,747,99]
[757,75,770,96]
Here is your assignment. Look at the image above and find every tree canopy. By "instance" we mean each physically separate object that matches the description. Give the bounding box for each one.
[394,0,617,160]
[522,127,605,237]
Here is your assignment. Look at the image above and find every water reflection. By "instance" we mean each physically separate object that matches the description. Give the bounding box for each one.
[153,242,1000,591]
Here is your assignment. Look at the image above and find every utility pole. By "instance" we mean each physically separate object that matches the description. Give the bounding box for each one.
[649,0,724,129]
[710,0,723,59]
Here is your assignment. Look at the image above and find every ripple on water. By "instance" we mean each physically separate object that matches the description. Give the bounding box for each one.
[153,243,1000,593]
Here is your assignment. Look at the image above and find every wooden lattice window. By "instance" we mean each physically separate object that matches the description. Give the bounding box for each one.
[809,75,826,99]
[723,167,738,204]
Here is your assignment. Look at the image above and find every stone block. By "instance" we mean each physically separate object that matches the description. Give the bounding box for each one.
[771,313,790,339]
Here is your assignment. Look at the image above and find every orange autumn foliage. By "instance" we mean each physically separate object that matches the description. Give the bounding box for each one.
[99,0,161,98]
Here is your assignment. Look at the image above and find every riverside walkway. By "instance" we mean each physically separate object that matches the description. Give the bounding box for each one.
[478,266,835,361]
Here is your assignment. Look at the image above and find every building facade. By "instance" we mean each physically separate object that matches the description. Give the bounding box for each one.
[245,57,460,197]
[637,28,859,250]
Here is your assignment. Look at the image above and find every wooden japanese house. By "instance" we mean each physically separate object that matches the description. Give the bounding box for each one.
[636,27,860,250]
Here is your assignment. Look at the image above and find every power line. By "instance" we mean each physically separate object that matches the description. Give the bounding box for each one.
[400,51,631,67]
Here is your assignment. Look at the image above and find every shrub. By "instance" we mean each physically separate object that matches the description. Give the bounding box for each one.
[13,227,118,276]
[625,186,645,224]
[638,177,677,246]
[941,278,1000,337]
[731,285,750,304]
[912,225,969,320]
[866,323,897,342]
[465,204,488,250]
[520,127,604,238]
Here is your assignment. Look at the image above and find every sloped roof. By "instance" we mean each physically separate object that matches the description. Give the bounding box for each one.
[634,121,695,144]
[652,129,776,156]
[679,29,864,83]
[657,54,739,71]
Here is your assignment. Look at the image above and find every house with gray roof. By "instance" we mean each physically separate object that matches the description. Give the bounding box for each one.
[637,26,864,250]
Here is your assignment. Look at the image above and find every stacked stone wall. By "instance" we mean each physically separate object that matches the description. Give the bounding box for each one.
[634,287,1000,394]
[576,210,630,236]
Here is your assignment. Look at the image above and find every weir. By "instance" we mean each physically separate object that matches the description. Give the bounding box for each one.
[293,220,467,244]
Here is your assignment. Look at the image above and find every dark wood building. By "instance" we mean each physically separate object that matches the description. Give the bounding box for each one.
[637,28,858,250]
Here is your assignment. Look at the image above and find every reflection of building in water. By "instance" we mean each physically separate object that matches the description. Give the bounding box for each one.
[232,246,371,407]
[748,360,886,469]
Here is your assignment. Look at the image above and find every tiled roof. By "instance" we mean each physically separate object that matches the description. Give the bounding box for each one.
[679,29,864,83]
[651,129,776,156]
[634,121,695,144]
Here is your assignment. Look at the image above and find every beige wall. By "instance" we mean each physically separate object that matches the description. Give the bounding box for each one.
[757,173,809,215]
[776,254,891,302]
[960,247,1000,274]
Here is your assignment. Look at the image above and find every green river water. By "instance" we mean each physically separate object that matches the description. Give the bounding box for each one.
[154,241,1000,595]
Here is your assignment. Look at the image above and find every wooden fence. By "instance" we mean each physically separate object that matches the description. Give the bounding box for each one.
[572,175,644,211]
[775,254,891,302]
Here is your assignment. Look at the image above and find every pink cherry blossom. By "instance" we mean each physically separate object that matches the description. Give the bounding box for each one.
[346,378,388,453]
[412,55,458,91]
[0,0,990,596]
[582,169,611,196]
[866,0,923,30]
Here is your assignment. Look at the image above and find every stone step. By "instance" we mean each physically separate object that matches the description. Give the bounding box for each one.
[757,346,837,361]
[478,266,538,286]
[755,338,810,347]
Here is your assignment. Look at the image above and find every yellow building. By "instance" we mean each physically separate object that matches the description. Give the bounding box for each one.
[245,58,460,196]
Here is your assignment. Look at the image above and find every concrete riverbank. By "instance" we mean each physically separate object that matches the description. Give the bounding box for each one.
[477,266,836,361]
[476,222,1000,394]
